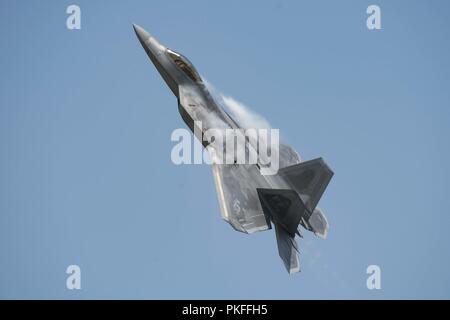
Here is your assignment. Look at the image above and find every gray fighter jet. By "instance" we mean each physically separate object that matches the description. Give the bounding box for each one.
[133,24,333,273]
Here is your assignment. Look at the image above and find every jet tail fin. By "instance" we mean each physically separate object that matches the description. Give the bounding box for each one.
[256,158,333,273]
[274,222,300,274]
[257,188,305,274]
[276,158,333,237]
[257,188,307,237]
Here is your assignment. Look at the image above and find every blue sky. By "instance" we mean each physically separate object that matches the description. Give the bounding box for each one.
[1,0,450,299]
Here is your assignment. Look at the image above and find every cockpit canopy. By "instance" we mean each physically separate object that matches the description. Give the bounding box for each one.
[166,49,202,83]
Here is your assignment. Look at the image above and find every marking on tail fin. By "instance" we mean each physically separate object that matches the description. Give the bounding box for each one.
[278,158,333,213]
[256,188,308,237]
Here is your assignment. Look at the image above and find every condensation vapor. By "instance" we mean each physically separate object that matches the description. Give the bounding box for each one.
[203,79,272,130]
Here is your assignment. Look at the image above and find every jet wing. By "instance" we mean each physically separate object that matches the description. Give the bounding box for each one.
[211,163,272,234]
[278,143,301,169]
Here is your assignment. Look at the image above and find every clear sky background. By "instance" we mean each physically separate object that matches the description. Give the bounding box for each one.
[1,0,449,299]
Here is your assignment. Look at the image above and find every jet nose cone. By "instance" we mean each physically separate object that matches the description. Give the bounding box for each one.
[132,24,166,56]
[133,24,150,43]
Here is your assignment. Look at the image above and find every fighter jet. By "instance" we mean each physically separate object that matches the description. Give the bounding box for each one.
[133,24,333,273]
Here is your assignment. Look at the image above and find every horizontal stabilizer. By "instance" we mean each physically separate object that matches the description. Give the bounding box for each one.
[309,207,329,239]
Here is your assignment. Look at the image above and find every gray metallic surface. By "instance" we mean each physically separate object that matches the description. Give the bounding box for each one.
[274,223,300,274]
[257,188,306,237]
[133,25,333,273]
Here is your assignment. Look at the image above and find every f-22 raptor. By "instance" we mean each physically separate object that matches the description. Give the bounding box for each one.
[133,24,333,273]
